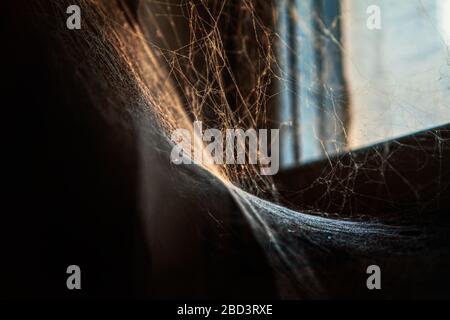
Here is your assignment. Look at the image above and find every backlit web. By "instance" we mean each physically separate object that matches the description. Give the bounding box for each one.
[47,0,450,297]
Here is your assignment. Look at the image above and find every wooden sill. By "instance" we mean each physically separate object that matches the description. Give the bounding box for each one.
[274,123,450,217]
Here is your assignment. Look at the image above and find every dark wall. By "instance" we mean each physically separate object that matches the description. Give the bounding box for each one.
[1,0,276,299]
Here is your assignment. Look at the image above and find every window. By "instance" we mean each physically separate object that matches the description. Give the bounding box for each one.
[278,0,450,169]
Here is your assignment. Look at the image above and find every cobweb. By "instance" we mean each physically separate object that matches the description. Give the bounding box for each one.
[44,0,450,297]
